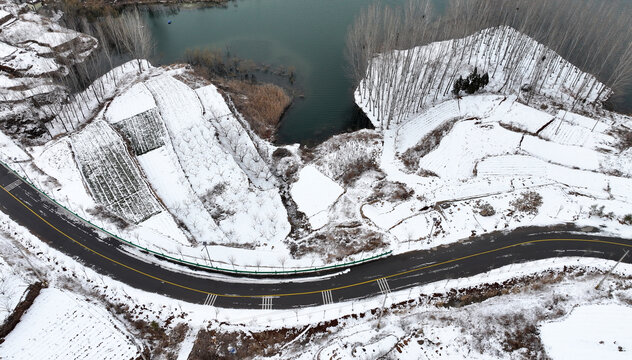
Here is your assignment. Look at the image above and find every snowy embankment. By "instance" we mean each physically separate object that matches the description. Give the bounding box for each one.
[0,256,29,324]
[356,26,610,130]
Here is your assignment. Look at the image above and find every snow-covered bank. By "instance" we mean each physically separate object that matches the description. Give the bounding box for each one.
[356,26,610,130]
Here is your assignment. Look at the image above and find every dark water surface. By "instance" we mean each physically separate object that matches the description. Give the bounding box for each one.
[145,0,631,145]
[145,0,416,145]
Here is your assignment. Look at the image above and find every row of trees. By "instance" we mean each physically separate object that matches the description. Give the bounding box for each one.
[44,8,154,136]
[346,0,632,129]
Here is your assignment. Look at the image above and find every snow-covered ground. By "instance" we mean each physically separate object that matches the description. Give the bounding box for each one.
[0,288,140,360]
[2,200,631,359]
[0,256,28,324]
[540,304,632,360]
[291,165,344,229]
[70,119,163,223]
[356,26,609,130]
[351,92,632,253]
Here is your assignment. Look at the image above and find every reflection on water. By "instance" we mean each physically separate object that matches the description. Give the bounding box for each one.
[145,0,631,145]
[145,0,394,145]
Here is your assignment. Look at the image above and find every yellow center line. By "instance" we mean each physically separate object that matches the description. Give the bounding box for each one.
[2,184,631,300]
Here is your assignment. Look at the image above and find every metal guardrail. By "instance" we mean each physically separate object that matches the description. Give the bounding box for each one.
[0,159,392,276]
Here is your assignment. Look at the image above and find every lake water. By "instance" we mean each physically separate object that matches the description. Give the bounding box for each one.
[145,0,405,145]
[145,0,631,145]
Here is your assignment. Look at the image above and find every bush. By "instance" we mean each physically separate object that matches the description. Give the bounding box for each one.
[477,202,496,217]
[87,205,130,229]
[609,126,632,151]
[510,191,543,215]
[272,147,292,159]
[589,204,615,220]
[621,214,632,225]
[341,156,379,185]
[368,181,414,202]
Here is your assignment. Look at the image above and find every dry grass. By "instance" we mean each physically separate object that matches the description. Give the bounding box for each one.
[510,191,543,215]
[290,222,387,261]
[223,80,291,140]
[368,181,414,203]
[610,126,632,151]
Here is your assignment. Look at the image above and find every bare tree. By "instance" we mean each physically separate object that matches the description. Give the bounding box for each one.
[347,0,632,129]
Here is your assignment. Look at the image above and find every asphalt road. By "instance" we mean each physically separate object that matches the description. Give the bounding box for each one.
[0,164,630,309]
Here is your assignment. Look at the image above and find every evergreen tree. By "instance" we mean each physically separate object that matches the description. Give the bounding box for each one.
[452,68,490,96]
[452,76,463,95]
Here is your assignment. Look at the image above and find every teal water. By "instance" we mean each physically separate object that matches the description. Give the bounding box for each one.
[145,0,410,145]
[145,0,632,145]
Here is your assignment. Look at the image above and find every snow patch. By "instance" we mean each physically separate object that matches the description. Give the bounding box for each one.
[291,166,344,229]
[540,304,632,360]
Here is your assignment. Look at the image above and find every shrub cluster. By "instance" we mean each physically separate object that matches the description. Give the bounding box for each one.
[452,67,490,95]
[510,191,543,215]
[477,201,496,217]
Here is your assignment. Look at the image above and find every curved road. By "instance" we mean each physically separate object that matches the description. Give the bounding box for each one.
[1,164,630,309]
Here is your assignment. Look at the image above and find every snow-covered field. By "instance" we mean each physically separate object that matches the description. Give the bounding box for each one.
[540,304,632,360]
[0,288,140,360]
[71,120,163,223]
[351,92,632,252]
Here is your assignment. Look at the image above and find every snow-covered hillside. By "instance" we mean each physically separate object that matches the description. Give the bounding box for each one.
[0,1,97,141]
[1,8,631,273]
[359,94,632,250]
[356,26,610,130]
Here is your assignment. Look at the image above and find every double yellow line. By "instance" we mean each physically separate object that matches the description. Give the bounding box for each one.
[2,184,631,301]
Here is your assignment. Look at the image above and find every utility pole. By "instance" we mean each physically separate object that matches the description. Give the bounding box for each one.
[13,243,45,284]
[595,250,629,290]
[202,242,214,267]
[376,292,388,329]
[427,217,437,244]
